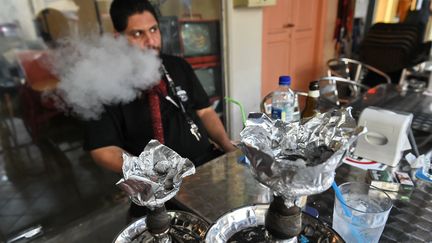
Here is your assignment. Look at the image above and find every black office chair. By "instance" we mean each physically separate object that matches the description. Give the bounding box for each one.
[359,23,431,84]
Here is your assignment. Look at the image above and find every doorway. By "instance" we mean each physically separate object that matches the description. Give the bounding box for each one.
[262,0,327,95]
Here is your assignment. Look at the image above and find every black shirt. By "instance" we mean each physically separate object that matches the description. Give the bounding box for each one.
[83,54,214,166]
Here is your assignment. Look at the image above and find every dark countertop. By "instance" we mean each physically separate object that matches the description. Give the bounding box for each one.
[174,83,432,242]
[175,150,272,223]
[175,149,432,243]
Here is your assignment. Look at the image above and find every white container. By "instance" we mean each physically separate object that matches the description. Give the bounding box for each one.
[354,107,413,167]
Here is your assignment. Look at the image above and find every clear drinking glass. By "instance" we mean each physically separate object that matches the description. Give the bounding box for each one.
[332,182,392,243]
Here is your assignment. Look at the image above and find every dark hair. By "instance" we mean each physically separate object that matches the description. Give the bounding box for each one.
[109,0,159,32]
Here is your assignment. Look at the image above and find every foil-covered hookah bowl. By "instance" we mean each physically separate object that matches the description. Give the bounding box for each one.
[113,140,210,242]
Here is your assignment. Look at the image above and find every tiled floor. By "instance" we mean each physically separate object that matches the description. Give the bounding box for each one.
[0,94,128,242]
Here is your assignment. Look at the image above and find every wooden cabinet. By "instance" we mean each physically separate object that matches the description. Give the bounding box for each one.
[262,0,325,95]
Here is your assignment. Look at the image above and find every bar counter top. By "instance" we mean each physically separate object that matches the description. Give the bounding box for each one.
[175,149,432,242]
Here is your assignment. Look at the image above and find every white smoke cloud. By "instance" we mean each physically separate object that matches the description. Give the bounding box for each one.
[0,0,17,24]
[47,34,161,120]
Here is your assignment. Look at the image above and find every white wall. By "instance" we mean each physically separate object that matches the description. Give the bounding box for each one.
[0,0,38,40]
[222,2,263,140]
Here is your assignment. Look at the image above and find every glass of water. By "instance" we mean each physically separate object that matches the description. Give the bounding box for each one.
[332,182,392,243]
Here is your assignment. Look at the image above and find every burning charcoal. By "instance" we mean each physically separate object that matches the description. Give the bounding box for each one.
[305,145,334,167]
[154,160,170,174]
[164,178,174,190]
[279,154,307,161]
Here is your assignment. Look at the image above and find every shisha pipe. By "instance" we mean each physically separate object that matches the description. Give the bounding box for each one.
[116,140,200,243]
[265,196,302,240]
[239,110,366,241]
[238,143,309,241]
[146,205,172,242]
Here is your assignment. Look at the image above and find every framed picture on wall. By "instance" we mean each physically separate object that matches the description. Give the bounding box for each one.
[179,19,220,64]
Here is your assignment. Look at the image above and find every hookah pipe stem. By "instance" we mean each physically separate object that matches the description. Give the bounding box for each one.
[146,205,171,235]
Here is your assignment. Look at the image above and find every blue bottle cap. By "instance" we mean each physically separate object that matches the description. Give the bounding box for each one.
[279,76,291,85]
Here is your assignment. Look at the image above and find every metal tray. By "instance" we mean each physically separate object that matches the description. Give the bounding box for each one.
[114,210,209,243]
[205,204,344,243]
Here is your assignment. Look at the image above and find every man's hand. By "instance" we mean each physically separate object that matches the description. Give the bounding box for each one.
[90,146,124,173]
[196,107,236,153]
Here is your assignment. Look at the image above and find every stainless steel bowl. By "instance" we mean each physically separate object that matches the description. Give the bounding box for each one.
[205,204,344,243]
[113,210,209,243]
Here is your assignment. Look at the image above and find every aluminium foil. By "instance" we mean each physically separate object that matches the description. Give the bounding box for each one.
[116,140,195,210]
[239,108,366,206]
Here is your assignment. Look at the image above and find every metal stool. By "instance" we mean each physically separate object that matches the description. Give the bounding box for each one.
[317,76,370,107]
[327,58,391,86]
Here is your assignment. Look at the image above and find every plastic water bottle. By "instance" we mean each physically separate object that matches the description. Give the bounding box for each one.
[292,93,300,122]
[271,76,295,122]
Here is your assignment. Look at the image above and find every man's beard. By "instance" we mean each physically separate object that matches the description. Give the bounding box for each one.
[147,45,161,53]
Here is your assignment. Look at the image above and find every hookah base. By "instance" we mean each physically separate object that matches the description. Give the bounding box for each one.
[205,204,344,243]
[114,210,209,243]
[227,213,341,243]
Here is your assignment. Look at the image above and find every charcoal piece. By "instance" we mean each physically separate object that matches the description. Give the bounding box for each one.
[227,226,267,243]
[277,154,307,161]
[164,178,174,190]
[305,145,334,166]
[154,160,171,174]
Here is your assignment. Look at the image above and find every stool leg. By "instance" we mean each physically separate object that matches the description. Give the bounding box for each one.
[2,93,19,146]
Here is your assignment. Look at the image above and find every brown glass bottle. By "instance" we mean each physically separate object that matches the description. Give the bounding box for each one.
[301,81,320,119]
